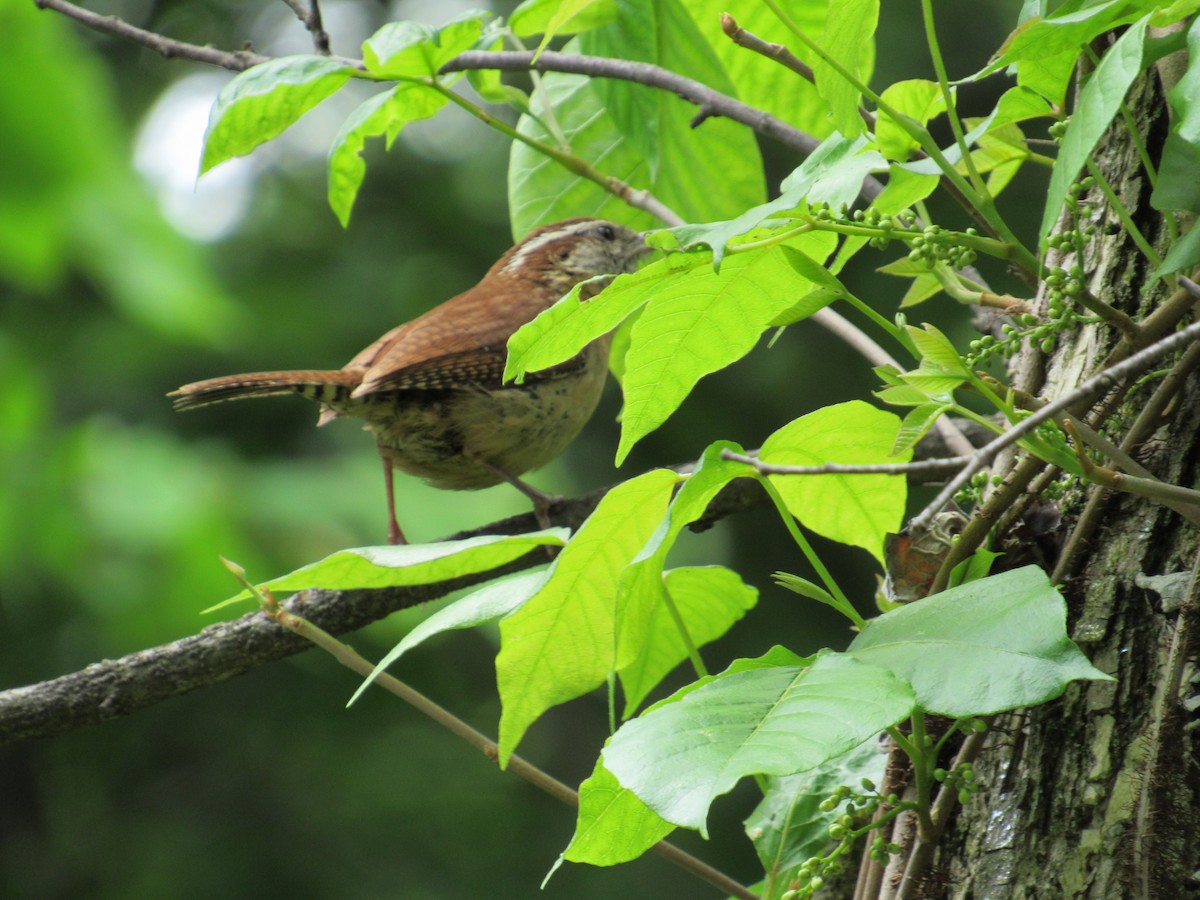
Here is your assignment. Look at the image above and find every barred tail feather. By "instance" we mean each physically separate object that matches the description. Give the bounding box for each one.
[169,370,359,411]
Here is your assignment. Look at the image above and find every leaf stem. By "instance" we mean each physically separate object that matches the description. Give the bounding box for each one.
[756,476,862,628]
[762,0,1036,275]
[424,80,684,225]
[1083,159,1163,270]
[920,0,988,197]
[660,576,709,679]
[226,565,759,900]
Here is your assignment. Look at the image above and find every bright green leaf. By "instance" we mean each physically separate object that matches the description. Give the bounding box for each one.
[620,566,759,716]
[496,469,679,765]
[759,401,909,562]
[362,10,490,78]
[347,569,550,706]
[201,55,353,173]
[564,761,674,865]
[812,0,878,137]
[327,84,448,227]
[615,235,838,464]
[876,79,945,161]
[510,0,618,37]
[615,440,755,707]
[209,529,568,611]
[509,5,765,237]
[603,650,915,836]
[906,323,971,377]
[894,402,954,453]
[848,566,1114,716]
[1038,14,1150,243]
[504,251,706,383]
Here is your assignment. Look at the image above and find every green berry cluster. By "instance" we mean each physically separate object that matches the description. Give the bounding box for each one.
[906,224,979,268]
[933,761,980,807]
[781,780,902,898]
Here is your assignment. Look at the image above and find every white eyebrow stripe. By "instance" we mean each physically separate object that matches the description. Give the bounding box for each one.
[501,220,600,276]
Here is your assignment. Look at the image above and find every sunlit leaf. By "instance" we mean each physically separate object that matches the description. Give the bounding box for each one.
[812,0,878,137]
[564,761,674,865]
[1038,14,1150,242]
[211,529,567,611]
[201,56,353,173]
[759,401,909,563]
[327,84,447,227]
[362,10,490,78]
[496,469,679,764]
[347,569,550,705]
[616,235,837,463]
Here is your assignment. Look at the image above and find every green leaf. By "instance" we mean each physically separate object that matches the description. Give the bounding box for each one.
[362,10,490,78]
[616,235,837,463]
[984,0,1149,73]
[510,0,618,37]
[620,565,759,716]
[496,469,679,765]
[848,566,1114,716]
[745,738,887,876]
[812,0,879,137]
[1038,14,1151,243]
[208,529,568,612]
[680,1,856,141]
[875,79,946,161]
[652,134,882,270]
[509,3,766,236]
[1151,16,1200,214]
[773,572,860,625]
[614,441,757,715]
[966,121,1032,196]
[906,323,971,377]
[603,650,915,836]
[347,569,549,706]
[564,761,674,866]
[327,84,448,227]
[200,56,353,173]
[504,251,705,383]
[894,402,953,453]
[1154,222,1200,278]
[759,401,910,563]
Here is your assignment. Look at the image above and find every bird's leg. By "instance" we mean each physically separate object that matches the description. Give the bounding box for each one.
[471,456,563,532]
[381,458,408,545]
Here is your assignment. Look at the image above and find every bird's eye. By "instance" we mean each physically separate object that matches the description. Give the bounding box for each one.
[598,224,615,241]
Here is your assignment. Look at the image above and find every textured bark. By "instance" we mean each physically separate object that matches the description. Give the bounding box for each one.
[929,70,1200,899]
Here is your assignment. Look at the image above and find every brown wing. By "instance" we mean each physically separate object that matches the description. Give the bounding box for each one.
[347,278,563,395]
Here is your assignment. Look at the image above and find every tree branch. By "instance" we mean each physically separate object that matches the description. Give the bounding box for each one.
[34,0,269,70]
[0,496,599,747]
[441,49,830,161]
[0,415,988,748]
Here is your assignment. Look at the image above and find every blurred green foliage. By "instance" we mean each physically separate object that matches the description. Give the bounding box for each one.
[1,1,1018,896]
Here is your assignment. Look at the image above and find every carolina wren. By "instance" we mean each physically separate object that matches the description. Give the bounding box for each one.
[170,218,647,544]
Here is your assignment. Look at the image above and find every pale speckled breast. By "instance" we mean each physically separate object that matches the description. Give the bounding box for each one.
[350,339,611,490]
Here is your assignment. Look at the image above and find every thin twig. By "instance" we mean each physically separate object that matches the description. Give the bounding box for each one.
[267,602,758,900]
[280,0,332,55]
[720,13,815,82]
[35,0,269,69]
[441,50,827,160]
[912,306,1200,530]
